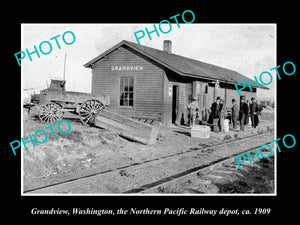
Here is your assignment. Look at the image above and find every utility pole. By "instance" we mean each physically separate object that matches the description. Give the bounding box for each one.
[63,53,67,81]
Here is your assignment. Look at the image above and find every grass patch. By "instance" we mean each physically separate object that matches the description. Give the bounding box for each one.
[223,134,232,141]
[57,130,84,142]
[215,157,274,194]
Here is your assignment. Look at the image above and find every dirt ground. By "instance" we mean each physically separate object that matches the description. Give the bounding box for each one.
[215,157,275,194]
[152,156,274,194]
[23,107,275,193]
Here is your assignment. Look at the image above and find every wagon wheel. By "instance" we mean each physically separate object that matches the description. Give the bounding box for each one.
[39,102,64,123]
[79,99,105,125]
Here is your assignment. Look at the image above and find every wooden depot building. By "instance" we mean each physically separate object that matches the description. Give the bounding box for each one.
[84,40,267,126]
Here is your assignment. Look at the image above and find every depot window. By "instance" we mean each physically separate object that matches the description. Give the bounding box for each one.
[120,76,134,107]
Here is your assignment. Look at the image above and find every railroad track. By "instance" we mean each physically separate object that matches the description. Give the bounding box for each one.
[125,142,274,194]
[24,128,274,194]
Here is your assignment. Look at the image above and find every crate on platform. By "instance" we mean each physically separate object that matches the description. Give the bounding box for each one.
[190,125,210,138]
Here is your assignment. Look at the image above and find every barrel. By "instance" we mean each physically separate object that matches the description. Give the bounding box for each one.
[224,119,229,132]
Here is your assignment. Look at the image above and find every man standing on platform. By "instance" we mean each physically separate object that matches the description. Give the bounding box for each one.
[249,97,260,128]
[231,99,239,130]
[219,99,225,132]
[239,96,249,131]
[188,97,199,126]
[208,96,221,132]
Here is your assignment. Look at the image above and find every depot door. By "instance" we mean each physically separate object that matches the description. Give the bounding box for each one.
[172,85,179,124]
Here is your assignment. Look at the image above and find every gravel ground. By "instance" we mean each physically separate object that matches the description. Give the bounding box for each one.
[23,107,275,194]
[146,156,274,194]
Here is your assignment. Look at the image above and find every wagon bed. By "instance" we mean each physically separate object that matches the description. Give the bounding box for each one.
[43,90,110,108]
[39,89,110,125]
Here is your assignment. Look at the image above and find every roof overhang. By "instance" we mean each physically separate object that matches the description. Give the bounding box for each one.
[84,40,269,90]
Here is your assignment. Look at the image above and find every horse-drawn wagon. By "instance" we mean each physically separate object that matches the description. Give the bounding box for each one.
[25,78,157,144]
[38,79,110,125]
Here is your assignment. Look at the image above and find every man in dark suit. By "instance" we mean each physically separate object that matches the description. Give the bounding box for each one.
[239,96,249,131]
[211,96,221,119]
[231,99,239,130]
[208,96,222,132]
[249,97,260,128]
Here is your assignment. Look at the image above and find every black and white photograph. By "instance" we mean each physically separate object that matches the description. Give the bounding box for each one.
[3,4,299,221]
[21,24,276,195]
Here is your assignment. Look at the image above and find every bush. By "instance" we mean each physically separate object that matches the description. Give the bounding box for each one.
[58,130,84,142]
[223,134,232,141]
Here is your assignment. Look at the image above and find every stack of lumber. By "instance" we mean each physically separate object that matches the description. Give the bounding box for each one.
[94,110,158,145]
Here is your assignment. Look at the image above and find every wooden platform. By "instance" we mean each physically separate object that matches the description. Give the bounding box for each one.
[94,110,158,145]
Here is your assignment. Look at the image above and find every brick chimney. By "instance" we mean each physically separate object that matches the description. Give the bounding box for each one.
[163,40,172,53]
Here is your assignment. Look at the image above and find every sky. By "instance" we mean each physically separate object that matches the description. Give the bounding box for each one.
[22,24,276,99]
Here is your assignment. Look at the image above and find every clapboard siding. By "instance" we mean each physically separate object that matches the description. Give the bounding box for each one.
[162,72,171,126]
[91,46,163,120]
[86,41,258,127]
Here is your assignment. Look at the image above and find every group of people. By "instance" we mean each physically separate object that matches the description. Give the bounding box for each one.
[208,97,226,132]
[187,95,263,132]
[234,96,263,131]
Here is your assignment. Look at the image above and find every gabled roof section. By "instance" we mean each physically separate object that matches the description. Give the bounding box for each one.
[84,40,268,89]
[84,41,126,68]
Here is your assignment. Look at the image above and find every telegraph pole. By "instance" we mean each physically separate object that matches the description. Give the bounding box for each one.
[63,53,67,81]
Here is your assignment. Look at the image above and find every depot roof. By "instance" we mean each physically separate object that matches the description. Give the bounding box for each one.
[84,40,268,89]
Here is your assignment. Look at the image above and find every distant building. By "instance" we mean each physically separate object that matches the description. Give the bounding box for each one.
[260,100,274,108]
[84,40,268,126]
